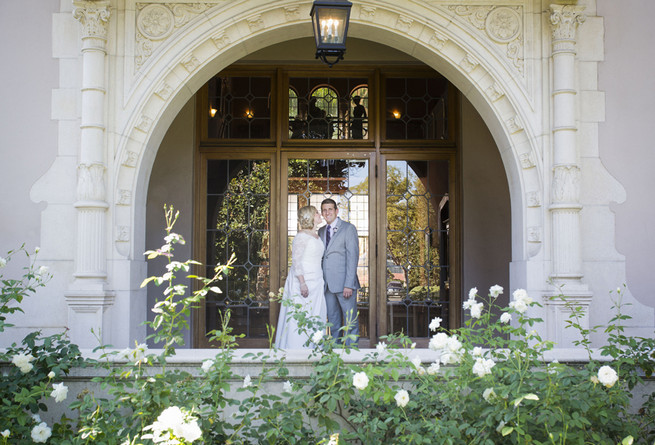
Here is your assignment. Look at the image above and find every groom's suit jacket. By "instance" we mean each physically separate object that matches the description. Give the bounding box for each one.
[318,218,361,294]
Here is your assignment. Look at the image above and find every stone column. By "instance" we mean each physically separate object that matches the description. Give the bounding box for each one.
[546,4,591,347]
[65,1,115,348]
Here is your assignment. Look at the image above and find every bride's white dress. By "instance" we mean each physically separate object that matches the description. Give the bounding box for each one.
[275,231,326,349]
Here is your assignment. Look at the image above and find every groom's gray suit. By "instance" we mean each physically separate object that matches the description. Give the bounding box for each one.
[318,217,360,345]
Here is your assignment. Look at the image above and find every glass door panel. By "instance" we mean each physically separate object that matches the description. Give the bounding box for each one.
[385,159,451,338]
[204,158,272,344]
[285,158,371,340]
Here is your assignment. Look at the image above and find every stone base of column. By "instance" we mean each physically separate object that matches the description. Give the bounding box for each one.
[64,287,115,349]
[542,286,592,348]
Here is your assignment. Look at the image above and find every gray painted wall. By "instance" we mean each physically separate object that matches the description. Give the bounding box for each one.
[597,0,655,312]
[461,97,511,311]
[146,98,195,346]
[0,1,59,256]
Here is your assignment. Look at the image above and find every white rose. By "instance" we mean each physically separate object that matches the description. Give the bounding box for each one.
[598,365,619,388]
[178,419,202,442]
[471,347,483,357]
[446,336,462,353]
[12,353,35,374]
[470,302,483,319]
[50,382,69,403]
[353,372,369,390]
[37,266,49,276]
[489,285,503,298]
[243,375,252,388]
[311,330,324,344]
[509,299,528,314]
[429,317,442,331]
[0,257,6,268]
[201,360,213,373]
[47,371,55,379]
[410,355,422,370]
[429,332,449,351]
[30,422,52,443]
[427,362,441,375]
[472,358,496,378]
[283,380,293,392]
[376,342,387,354]
[394,389,409,408]
[468,287,478,299]
[500,312,512,324]
[483,387,496,403]
[1,430,10,438]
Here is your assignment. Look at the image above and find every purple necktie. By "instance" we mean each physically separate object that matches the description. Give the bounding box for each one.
[326,225,331,246]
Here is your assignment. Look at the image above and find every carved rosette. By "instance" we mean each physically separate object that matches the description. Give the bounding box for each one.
[135,3,214,70]
[77,163,106,202]
[73,1,111,41]
[449,5,524,75]
[552,165,580,204]
[550,5,585,43]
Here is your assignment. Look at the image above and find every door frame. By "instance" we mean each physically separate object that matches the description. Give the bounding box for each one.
[377,150,460,347]
[280,150,377,348]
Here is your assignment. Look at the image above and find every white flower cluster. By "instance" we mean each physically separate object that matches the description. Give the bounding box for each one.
[463,288,484,319]
[472,357,496,378]
[164,233,185,245]
[11,352,35,373]
[142,406,202,444]
[508,289,533,314]
[117,343,149,365]
[428,332,464,365]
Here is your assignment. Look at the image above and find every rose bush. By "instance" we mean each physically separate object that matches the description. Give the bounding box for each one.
[1,206,654,444]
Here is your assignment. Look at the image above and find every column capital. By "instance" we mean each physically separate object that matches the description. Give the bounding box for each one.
[73,1,112,41]
[550,4,585,43]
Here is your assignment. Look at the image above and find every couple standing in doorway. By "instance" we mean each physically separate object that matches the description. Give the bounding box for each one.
[275,199,360,349]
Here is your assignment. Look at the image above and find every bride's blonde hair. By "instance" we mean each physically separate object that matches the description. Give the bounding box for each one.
[298,205,317,230]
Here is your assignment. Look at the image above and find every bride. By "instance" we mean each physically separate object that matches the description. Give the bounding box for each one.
[275,205,327,349]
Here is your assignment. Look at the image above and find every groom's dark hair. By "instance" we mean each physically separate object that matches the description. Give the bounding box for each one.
[321,198,338,208]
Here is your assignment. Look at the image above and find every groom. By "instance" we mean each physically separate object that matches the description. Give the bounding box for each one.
[319,198,360,345]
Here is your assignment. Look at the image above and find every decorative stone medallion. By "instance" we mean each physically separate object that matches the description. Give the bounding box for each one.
[485,6,521,43]
[137,4,175,40]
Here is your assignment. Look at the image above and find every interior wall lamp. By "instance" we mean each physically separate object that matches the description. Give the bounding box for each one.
[310,0,352,68]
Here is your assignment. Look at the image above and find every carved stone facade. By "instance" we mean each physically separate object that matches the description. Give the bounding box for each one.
[3,0,651,353]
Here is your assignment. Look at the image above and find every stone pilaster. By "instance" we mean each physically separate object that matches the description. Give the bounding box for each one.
[65,1,114,348]
[545,5,591,347]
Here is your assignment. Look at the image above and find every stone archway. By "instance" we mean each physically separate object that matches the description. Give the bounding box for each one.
[110,0,544,345]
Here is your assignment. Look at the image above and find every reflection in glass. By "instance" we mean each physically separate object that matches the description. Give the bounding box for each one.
[288,77,368,140]
[205,159,270,338]
[386,160,450,337]
[287,159,369,336]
